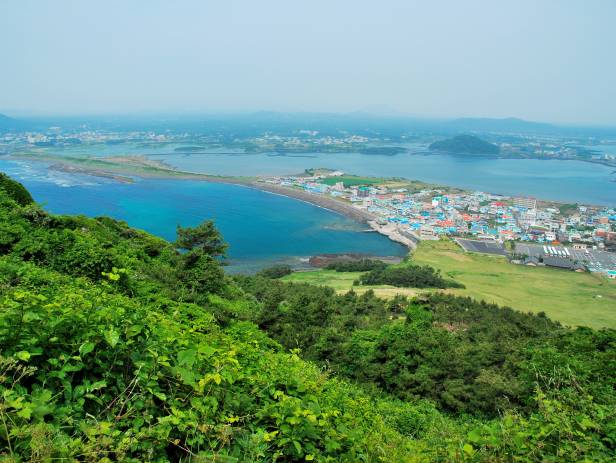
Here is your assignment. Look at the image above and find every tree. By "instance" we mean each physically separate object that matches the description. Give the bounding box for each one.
[175,220,227,259]
[174,221,227,297]
[257,264,293,279]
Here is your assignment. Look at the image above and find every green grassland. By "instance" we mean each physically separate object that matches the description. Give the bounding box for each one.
[413,240,616,329]
[318,174,464,194]
[282,269,420,298]
[319,175,384,187]
[285,240,616,329]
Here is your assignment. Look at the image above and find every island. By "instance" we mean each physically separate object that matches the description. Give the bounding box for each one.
[429,134,500,155]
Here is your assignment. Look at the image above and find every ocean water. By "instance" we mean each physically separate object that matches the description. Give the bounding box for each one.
[0,159,406,272]
[2,140,615,271]
[39,142,616,206]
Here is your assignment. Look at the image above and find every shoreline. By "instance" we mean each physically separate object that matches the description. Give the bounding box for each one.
[6,151,615,208]
[5,154,417,251]
[418,150,616,169]
[3,154,416,251]
[249,183,417,250]
[2,154,611,252]
[248,182,376,224]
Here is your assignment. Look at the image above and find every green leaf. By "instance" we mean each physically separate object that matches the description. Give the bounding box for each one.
[467,428,482,443]
[177,348,197,367]
[89,380,107,392]
[463,443,475,456]
[104,328,120,348]
[79,342,95,356]
[16,351,31,361]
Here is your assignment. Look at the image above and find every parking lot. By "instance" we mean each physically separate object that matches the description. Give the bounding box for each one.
[456,239,508,256]
[515,243,616,272]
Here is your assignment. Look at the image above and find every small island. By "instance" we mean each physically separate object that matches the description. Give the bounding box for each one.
[359,146,407,156]
[429,134,500,155]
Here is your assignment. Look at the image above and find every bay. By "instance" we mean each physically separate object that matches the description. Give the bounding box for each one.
[0,159,407,272]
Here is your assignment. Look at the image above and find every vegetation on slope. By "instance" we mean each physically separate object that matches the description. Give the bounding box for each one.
[0,173,33,206]
[0,175,615,461]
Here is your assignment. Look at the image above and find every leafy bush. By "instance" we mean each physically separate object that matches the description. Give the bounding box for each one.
[257,264,293,279]
[0,172,33,206]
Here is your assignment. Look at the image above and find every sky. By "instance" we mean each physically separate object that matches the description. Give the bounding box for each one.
[1,0,615,125]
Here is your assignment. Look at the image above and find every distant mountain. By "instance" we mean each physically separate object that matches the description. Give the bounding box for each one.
[447,117,554,133]
[0,113,27,131]
[429,134,500,155]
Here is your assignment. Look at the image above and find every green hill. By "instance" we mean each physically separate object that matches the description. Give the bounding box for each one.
[429,134,500,155]
[0,174,614,461]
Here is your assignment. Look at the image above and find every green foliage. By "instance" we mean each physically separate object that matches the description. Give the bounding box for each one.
[257,264,293,279]
[429,135,500,155]
[175,220,227,258]
[325,258,387,272]
[359,264,464,288]
[0,176,614,462]
[0,264,415,461]
[0,173,33,206]
[236,275,613,426]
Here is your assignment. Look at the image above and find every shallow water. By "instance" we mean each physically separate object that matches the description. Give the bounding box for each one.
[39,142,616,206]
[0,159,407,272]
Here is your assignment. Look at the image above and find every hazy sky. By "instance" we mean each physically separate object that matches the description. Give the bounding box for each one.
[1,0,615,124]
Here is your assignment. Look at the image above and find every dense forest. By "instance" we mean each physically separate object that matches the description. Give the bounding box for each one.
[0,173,614,461]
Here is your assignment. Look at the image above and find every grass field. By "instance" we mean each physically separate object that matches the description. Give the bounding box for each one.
[413,240,616,329]
[284,240,616,329]
[319,176,384,187]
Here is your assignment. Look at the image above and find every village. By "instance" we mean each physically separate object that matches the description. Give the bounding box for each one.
[261,170,616,278]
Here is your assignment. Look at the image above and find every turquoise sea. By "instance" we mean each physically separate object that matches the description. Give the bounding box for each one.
[0,159,407,272]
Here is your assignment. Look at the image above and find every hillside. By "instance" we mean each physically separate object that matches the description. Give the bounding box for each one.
[429,134,500,155]
[449,117,555,133]
[0,173,614,461]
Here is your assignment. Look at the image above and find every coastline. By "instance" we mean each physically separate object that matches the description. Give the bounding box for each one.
[3,154,416,250]
[249,182,375,223]
[252,183,418,250]
[217,181,418,250]
[4,153,612,251]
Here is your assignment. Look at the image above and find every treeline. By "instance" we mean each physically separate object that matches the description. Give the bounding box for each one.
[358,263,464,288]
[325,258,386,272]
[0,174,615,462]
